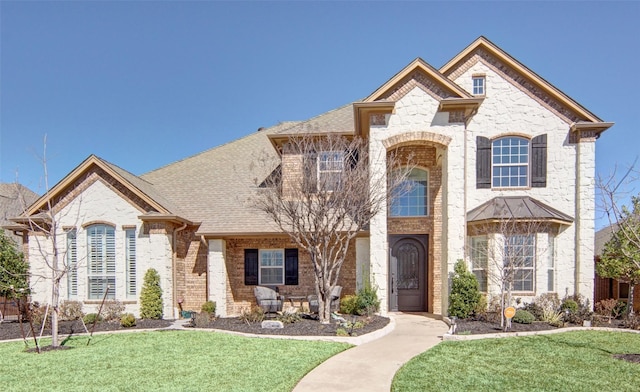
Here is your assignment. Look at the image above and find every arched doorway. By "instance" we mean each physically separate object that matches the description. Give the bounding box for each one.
[389,235,428,312]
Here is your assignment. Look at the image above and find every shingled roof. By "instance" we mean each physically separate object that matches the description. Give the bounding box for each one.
[467,196,573,225]
[141,121,301,235]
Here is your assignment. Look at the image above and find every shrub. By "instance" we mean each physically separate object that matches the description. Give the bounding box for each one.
[560,299,578,314]
[541,309,564,327]
[512,309,535,324]
[536,293,561,313]
[277,311,301,324]
[522,302,543,321]
[201,301,216,315]
[595,298,618,323]
[103,300,125,321]
[339,295,359,315]
[28,302,49,328]
[83,313,103,324]
[448,260,481,319]
[474,294,488,316]
[239,306,265,323]
[613,300,628,319]
[140,268,163,319]
[560,294,592,325]
[336,328,349,336]
[59,300,84,321]
[120,313,136,328]
[355,285,380,316]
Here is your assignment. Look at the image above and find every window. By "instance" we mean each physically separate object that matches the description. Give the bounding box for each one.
[472,76,485,95]
[87,225,116,299]
[504,234,535,292]
[125,228,136,297]
[470,236,488,292]
[390,168,428,217]
[492,137,529,188]
[317,151,344,191]
[67,230,78,298]
[244,248,298,286]
[259,250,284,285]
[476,135,546,189]
[619,282,630,301]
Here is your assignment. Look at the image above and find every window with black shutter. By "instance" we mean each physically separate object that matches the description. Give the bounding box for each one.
[284,248,299,285]
[531,134,547,188]
[476,136,491,188]
[244,249,259,286]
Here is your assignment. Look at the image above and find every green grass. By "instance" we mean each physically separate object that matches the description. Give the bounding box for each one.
[392,331,640,392]
[0,330,350,391]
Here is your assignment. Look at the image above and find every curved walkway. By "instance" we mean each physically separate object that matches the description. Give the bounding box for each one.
[293,312,448,392]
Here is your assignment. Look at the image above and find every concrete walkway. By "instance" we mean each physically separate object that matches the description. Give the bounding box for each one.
[293,313,448,392]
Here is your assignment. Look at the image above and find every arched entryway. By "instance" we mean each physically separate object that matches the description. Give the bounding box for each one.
[389,235,428,312]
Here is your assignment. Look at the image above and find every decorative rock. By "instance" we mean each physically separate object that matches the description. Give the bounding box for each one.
[261,320,284,329]
[284,307,298,315]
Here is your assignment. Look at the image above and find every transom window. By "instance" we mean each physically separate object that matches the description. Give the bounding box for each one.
[259,249,284,285]
[87,225,116,299]
[504,234,535,292]
[492,137,529,188]
[390,168,428,217]
[317,151,344,191]
[472,76,485,95]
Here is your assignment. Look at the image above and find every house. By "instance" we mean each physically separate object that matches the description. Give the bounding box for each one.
[7,37,613,318]
[594,225,640,312]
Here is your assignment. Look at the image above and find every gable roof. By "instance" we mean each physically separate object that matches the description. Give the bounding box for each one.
[17,155,189,223]
[467,196,573,225]
[441,36,613,133]
[1,183,39,230]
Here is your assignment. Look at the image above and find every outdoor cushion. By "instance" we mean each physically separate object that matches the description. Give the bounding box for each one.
[254,286,283,313]
[308,286,342,313]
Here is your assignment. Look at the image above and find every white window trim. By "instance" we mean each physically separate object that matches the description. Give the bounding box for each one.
[317,151,344,192]
[472,75,485,96]
[125,228,137,298]
[258,249,285,286]
[87,225,116,300]
[491,137,530,189]
[469,236,488,293]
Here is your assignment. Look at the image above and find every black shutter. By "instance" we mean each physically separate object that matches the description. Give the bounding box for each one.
[284,248,298,285]
[476,136,491,188]
[531,134,547,188]
[303,153,317,193]
[244,249,259,286]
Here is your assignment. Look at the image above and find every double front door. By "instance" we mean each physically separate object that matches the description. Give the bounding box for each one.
[389,235,427,312]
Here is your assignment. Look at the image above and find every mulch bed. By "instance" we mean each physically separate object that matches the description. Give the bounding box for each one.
[0,318,172,341]
[195,314,390,337]
[455,319,561,335]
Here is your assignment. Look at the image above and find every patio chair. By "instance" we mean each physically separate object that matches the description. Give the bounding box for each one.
[308,286,342,313]
[253,286,283,314]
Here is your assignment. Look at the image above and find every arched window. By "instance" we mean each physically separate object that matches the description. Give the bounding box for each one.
[87,224,116,299]
[390,168,428,217]
[492,137,529,188]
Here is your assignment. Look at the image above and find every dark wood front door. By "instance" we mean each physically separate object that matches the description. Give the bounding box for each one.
[389,235,427,312]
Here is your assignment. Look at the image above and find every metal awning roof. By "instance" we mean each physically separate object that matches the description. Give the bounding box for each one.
[467,196,573,225]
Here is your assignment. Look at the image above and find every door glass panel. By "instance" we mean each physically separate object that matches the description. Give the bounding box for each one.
[397,243,419,289]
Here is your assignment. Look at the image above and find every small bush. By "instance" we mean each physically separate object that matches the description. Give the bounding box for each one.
[560,299,578,313]
[622,314,640,330]
[614,300,628,319]
[336,328,349,336]
[522,302,543,321]
[355,286,380,316]
[512,309,535,324]
[201,301,216,315]
[474,294,488,316]
[448,260,481,319]
[59,300,84,321]
[103,300,125,321]
[120,313,136,328]
[140,268,163,319]
[83,313,103,324]
[561,294,592,325]
[595,298,618,322]
[536,293,561,312]
[28,302,49,328]
[277,311,301,324]
[239,306,265,323]
[339,295,359,315]
[541,309,564,327]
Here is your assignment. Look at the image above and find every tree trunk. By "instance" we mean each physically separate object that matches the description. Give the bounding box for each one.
[629,283,635,317]
[51,275,59,347]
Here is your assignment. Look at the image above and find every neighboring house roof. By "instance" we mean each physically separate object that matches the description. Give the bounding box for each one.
[595,224,617,256]
[0,183,39,242]
[467,196,574,225]
[141,121,300,236]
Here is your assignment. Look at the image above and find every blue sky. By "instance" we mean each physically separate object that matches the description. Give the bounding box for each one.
[1,1,638,228]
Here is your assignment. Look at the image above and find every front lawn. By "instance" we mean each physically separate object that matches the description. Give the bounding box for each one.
[392,331,640,392]
[0,330,350,391]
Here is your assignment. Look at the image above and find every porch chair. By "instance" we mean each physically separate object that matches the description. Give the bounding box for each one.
[253,286,283,314]
[308,286,342,314]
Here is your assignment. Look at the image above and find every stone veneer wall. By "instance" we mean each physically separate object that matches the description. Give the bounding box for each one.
[221,237,357,316]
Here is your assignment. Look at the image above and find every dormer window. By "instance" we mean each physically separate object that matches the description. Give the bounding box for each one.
[472,75,485,96]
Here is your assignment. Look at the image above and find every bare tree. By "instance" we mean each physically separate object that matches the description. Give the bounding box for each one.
[13,137,82,347]
[251,133,411,323]
[469,209,552,330]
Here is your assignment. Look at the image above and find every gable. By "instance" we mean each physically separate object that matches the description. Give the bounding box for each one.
[441,36,609,128]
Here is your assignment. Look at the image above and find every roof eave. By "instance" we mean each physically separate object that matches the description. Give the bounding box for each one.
[138,214,199,226]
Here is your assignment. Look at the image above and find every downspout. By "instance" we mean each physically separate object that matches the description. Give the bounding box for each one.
[200,235,208,301]
[173,222,187,319]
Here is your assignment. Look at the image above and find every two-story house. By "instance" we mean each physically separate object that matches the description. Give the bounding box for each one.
[9,37,612,318]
